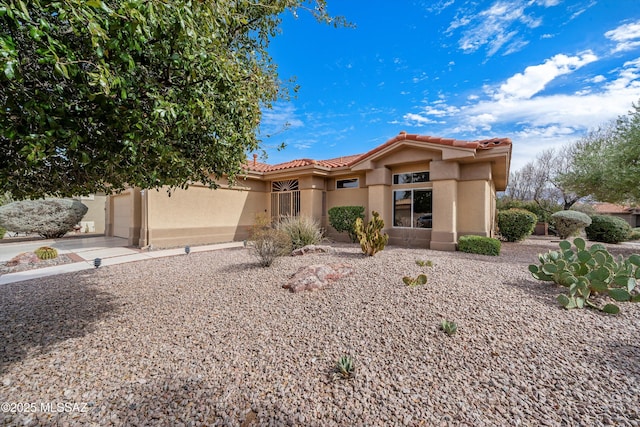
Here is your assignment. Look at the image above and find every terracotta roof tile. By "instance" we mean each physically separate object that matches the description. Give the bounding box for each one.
[244,132,511,173]
[592,203,633,214]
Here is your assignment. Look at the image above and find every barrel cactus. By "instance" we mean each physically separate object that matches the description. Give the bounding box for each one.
[528,238,640,313]
[34,246,59,260]
[355,211,389,256]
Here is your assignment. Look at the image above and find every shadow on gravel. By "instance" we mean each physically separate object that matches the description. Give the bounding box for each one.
[505,280,561,308]
[593,342,640,385]
[0,272,118,374]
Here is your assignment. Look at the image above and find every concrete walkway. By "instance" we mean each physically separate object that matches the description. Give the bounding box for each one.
[0,236,244,285]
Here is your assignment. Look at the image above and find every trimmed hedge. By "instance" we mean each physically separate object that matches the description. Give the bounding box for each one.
[328,206,365,242]
[631,228,640,241]
[458,235,501,256]
[551,210,591,239]
[497,208,537,242]
[0,226,5,239]
[585,215,632,244]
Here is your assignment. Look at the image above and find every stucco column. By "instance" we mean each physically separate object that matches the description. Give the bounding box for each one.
[366,167,392,227]
[430,161,459,251]
[138,189,149,247]
[299,176,325,220]
[105,195,114,237]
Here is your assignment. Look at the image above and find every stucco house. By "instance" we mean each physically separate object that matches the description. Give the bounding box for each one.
[105,131,512,251]
[592,203,640,228]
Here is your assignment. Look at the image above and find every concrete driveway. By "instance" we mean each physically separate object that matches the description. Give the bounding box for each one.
[0,235,134,263]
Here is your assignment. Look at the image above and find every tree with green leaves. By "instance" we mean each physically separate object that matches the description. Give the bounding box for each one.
[0,1,347,199]
[561,105,640,204]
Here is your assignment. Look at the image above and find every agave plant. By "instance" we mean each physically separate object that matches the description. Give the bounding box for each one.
[440,320,457,336]
[333,355,355,380]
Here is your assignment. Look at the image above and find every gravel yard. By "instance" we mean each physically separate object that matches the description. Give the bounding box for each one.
[1,240,639,426]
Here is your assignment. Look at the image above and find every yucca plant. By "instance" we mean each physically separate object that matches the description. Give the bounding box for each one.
[333,355,355,380]
[440,320,457,336]
[34,246,58,260]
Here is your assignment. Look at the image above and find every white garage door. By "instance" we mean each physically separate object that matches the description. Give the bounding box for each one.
[112,195,132,239]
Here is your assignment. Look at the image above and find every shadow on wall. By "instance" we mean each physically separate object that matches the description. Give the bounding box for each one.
[0,272,119,374]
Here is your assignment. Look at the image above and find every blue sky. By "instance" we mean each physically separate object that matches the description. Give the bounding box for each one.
[259,0,640,173]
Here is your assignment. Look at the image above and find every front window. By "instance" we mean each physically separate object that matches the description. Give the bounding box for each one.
[336,178,359,189]
[393,171,430,185]
[393,189,432,228]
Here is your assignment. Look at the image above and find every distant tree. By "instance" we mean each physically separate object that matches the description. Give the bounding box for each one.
[561,106,640,204]
[504,145,582,211]
[0,1,348,199]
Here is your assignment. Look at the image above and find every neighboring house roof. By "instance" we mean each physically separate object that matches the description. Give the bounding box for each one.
[245,131,512,173]
[592,202,636,214]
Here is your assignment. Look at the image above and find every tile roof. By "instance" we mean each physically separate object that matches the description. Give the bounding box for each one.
[244,132,511,173]
[592,203,634,214]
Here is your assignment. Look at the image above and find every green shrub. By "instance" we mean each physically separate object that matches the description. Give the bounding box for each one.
[250,228,292,267]
[458,235,501,256]
[277,215,323,250]
[497,208,537,242]
[0,226,5,239]
[497,198,559,224]
[551,210,591,239]
[631,228,640,241]
[34,246,58,260]
[528,238,640,313]
[440,320,458,336]
[355,211,388,256]
[585,215,632,244]
[0,199,88,239]
[328,206,365,242]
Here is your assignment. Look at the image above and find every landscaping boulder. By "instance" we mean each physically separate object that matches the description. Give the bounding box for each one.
[283,263,353,293]
[291,244,336,256]
[5,252,40,267]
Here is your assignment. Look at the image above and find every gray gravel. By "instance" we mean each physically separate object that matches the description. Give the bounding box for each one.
[1,240,639,426]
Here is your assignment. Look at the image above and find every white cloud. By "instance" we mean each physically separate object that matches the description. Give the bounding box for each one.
[447,1,550,57]
[402,113,438,126]
[260,103,304,136]
[493,51,598,100]
[398,57,640,172]
[605,20,640,53]
[541,33,554,39]
[535,0,560,6]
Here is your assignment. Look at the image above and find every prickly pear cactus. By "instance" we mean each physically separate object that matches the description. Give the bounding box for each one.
[34,246,58,260]
[528,238,640,313]
[355,211,389,256]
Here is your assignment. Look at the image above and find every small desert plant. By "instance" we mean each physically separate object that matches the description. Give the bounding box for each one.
[328,206,365,242]
[551,210,591,239]
[497,208,537,242]
[585,215,632,244]
[440,320,457,336]
[0,199,88,239]
[354,211,389,256]
[34,246,58,260]
[403,274,427,286]
[415,259,433,267]
[277,215,323,250]
[333,355,355,380]
[458,235,501,256]
[250,228,292,267]
[528,238,640,313]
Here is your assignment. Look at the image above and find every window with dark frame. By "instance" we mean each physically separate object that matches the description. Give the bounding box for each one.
[336,178,359,189]
[393,189,432,228]
[392,171,430,185]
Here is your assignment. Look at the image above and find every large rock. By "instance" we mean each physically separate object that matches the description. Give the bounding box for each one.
[283,263,353,293]
[291,244,336,256]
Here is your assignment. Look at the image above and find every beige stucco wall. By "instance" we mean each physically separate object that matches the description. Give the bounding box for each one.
[144,181,267,248]
[73,194,106,234]
[457,180,491,236]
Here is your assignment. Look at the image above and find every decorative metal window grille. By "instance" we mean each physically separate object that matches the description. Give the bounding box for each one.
[271,180,300,219]
[272,180,299,192]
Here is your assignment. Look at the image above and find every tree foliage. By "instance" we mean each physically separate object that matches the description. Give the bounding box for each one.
[504,145,581,210]
[561,104,640,204]
[0,0,346,199]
